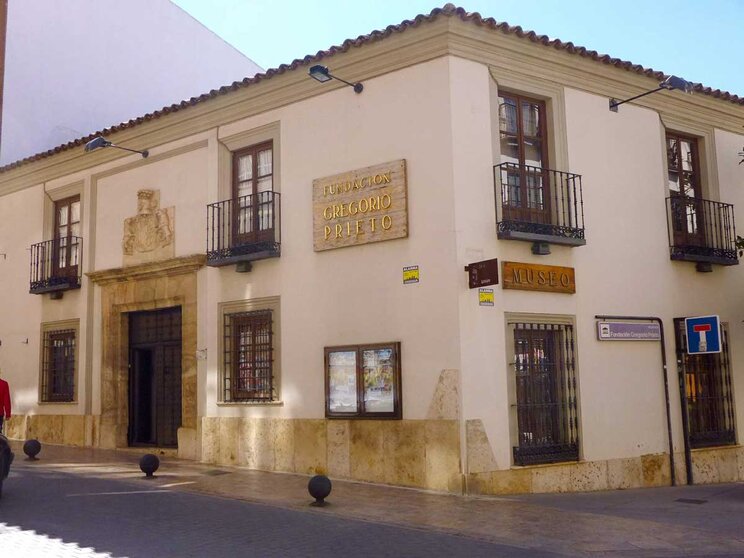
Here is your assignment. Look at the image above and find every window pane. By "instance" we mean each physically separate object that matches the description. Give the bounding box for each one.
[521,101,541,137]
[58,206,68,226]
[257,149,272,177]
[328,351,357,413]
[498,97,518,135]
[71,201,80,223]
[238,154,253,181]
[523,138,544,168]
[363,348,395,413]
[668,170,680,193]
[257,176,272,193]
[680,139,694,172]
[500,134,520,164]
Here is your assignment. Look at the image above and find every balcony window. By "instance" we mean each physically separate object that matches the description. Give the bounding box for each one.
[207,141,281,267]
[30,195,82,295]
[495,93,585,246]
[665,133,737,266]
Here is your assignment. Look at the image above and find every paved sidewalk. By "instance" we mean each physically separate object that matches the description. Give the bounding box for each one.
[6,441,744,556]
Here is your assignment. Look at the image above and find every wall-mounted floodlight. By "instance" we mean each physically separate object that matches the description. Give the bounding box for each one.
[308,65,363,94]
[84,136,149,158]
[609,75,693,112]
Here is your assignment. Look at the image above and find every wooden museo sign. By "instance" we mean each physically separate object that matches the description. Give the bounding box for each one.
[313,159,408,251]
[501,261,576,294]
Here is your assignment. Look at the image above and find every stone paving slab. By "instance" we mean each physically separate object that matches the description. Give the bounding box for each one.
[6,442,744,556]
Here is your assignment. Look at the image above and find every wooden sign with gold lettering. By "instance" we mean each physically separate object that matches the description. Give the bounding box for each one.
[313,159,408,251]
[502,261,576,294]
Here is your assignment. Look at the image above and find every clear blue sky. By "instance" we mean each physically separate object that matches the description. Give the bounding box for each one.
[172,0,744,97]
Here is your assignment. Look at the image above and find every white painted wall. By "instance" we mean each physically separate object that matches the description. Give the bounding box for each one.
[0,0,262,166]
[450,54,744,469]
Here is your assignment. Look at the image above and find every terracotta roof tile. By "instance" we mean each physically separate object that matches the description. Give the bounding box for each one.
[2,3,741,174]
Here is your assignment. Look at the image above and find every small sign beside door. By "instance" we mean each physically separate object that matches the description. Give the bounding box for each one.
[465,258,499,289]
[597,321,661,341]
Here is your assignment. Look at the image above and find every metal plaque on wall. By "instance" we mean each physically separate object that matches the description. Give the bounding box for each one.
[465,258,499,289]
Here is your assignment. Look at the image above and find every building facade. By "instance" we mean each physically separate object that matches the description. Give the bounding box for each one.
[0,5,743,495]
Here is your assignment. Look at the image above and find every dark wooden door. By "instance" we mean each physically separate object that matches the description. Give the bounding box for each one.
[128,308,182,448]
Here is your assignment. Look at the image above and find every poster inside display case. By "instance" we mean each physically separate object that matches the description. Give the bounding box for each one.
[327,350,358,414]
[362,347,395,413]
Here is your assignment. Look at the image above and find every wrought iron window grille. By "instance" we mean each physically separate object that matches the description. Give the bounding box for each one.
[510,322,579,466]
[41,329,76,402]
[675,320,736,448]
[223,309,275,403]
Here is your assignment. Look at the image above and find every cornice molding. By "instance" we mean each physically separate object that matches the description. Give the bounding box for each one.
[0,17,741,198]
[446,20,743,133]
[87,254,206,286]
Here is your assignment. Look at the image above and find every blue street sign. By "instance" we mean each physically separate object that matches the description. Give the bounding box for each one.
[685,315,722,355]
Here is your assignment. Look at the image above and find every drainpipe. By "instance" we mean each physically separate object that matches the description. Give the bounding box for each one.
[594,315,677,486]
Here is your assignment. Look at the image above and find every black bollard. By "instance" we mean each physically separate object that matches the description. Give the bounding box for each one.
[139,453,160,478]
[308,474,332,506]
[23,439,41,461]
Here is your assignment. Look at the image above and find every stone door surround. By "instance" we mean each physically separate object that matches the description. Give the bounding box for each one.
[88,254,204,456]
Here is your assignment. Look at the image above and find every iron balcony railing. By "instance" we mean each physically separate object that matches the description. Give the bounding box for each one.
[666,196,738,266]
[494,162,585,246]
[206,191,281,266]
[29,237,82,294]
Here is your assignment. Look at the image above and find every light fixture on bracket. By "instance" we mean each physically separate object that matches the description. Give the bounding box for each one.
[84,136,149,158]
[609,75,693,112]
[308,64,363,94]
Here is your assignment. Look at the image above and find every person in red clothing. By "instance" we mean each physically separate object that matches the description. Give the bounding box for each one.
[0,370,11,433]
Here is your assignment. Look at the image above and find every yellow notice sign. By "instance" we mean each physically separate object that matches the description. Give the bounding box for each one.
[478,288,494,306]
[403,266,419,284]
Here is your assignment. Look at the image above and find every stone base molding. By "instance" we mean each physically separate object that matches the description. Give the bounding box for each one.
[201,417,462,493]
[467,446,744,495]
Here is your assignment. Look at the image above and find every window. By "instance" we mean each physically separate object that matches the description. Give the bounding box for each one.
[508,320,579,465]
[675,319,736,448]
[53,195,81,279]
[325,343,401,419]
[498,92,550,223]
[666,132,704,248]
[41,329,76,402]
[233,141,275,245]
[494,90,584,244]
[223,309,275,402]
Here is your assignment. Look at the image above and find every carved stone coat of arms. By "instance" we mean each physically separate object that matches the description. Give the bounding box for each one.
[122,189,175,266]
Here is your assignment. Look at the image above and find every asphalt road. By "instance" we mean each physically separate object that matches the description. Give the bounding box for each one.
[0,465,554,558]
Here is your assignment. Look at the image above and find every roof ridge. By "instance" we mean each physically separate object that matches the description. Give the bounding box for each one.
[2,4,741,174]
